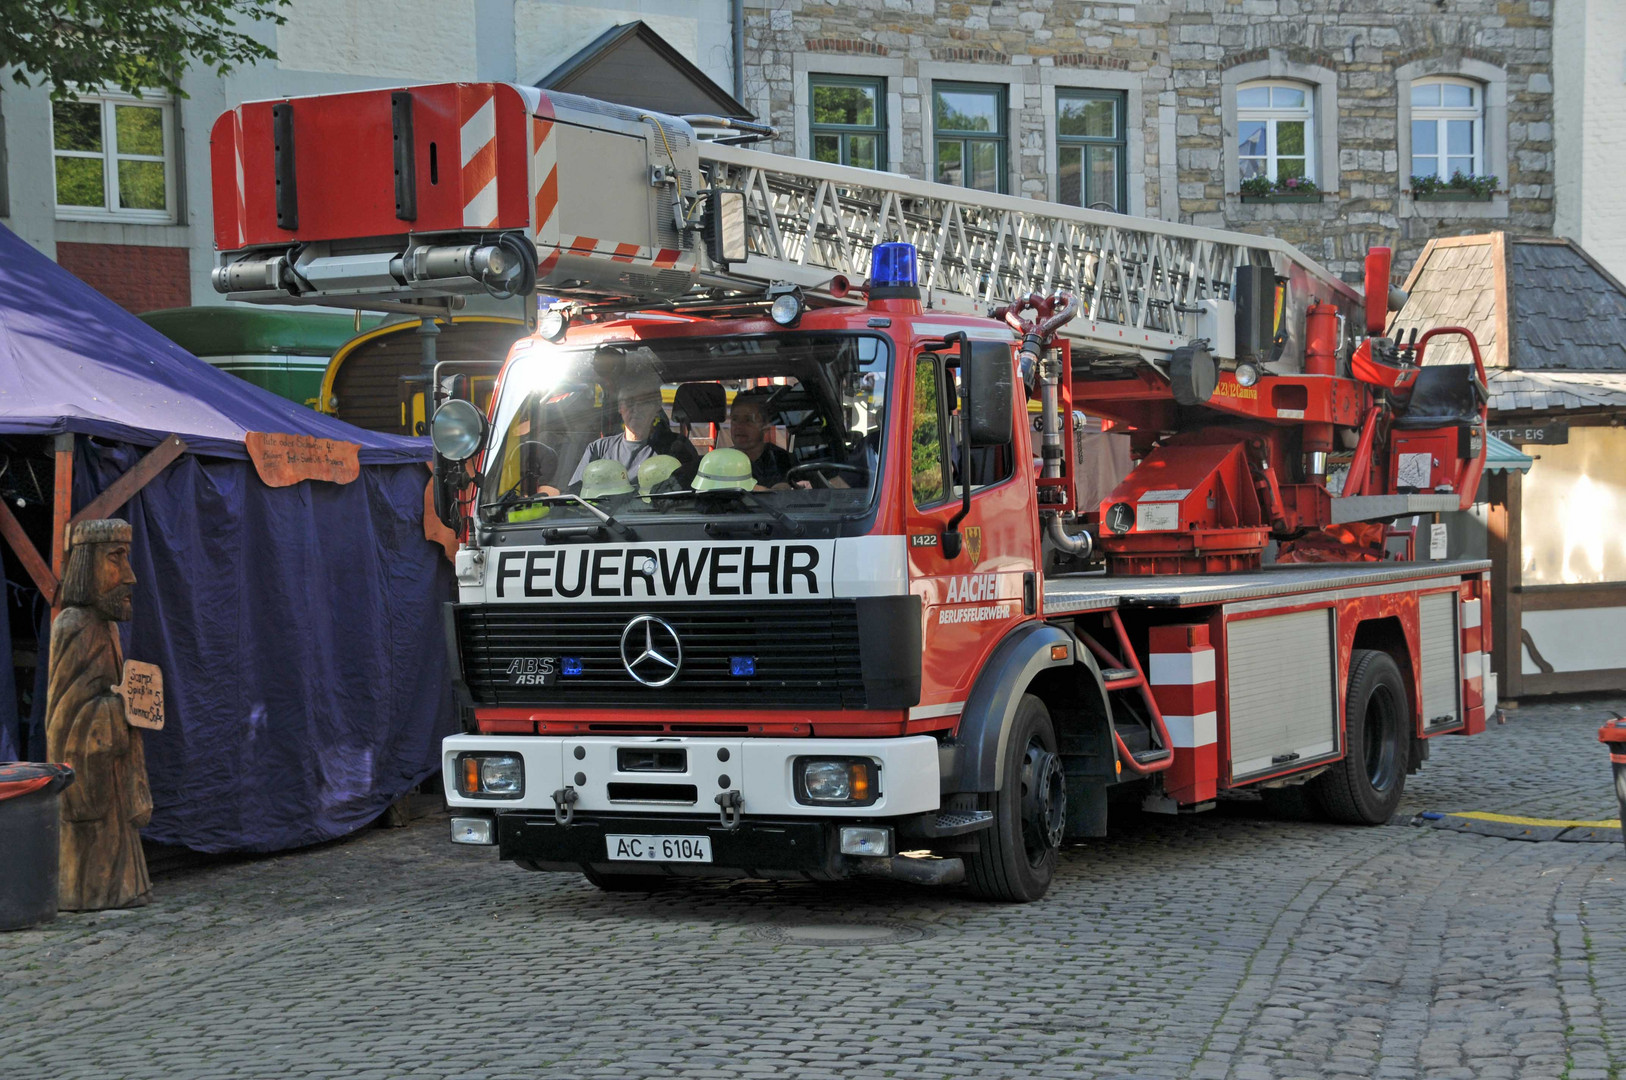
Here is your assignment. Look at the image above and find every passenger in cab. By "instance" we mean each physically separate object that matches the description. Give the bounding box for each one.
[569,370,698,488]
[726,390,795,489]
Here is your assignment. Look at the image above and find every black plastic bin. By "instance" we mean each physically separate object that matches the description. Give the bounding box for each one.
[0,762,75,931]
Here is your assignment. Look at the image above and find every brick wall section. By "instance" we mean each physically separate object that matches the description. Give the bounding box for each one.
[744,0,1554,281]
[54,242,191,314]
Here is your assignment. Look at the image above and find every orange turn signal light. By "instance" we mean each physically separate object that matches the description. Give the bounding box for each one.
[1050,643,1070,661]
[462,755,480,795]
[849,763,871,802]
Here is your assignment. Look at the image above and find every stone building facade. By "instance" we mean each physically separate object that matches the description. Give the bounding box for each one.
[742,0,1556,281]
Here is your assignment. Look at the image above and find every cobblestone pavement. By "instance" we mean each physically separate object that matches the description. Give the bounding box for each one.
[3,697,1622,1080]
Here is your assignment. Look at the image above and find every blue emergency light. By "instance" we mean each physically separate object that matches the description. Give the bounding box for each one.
[730,656,757,677]
[870,243,918,289]
[562,657,583,676]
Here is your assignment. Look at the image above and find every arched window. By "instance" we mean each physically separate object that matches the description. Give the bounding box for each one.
[1236,80,1314,184]
[1410,77,1484,180]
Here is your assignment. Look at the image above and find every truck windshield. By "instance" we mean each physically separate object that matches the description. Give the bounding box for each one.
[480,332,888,530]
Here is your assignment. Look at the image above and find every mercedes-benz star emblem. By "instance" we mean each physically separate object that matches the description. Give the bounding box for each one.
[620,615,682,687]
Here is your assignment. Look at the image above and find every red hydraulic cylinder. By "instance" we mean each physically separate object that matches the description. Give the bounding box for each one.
[1302,303,1338,459]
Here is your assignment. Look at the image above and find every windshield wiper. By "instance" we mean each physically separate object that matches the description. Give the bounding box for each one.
[479,493,635,539]
[693,488,805,536]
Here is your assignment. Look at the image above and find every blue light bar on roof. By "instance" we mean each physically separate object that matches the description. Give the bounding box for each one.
[870,243,918,289]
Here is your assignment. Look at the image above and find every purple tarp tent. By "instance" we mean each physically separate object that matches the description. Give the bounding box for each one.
[0,224,455,852]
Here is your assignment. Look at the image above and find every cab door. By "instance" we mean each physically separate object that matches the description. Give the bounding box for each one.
[906,341,1041,722]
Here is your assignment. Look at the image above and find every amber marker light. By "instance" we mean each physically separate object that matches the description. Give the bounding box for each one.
[1051,643,1070,661]
[849,763,871,803]
[462,755,480,795]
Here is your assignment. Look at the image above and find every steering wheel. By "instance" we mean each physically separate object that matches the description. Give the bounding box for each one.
[786,462,867,488]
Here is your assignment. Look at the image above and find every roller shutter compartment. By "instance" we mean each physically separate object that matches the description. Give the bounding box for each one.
[1419,592,1462,732]
[1226,608,1339,781]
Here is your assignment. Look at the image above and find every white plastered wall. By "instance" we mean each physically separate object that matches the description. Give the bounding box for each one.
[1554,0,1626,282]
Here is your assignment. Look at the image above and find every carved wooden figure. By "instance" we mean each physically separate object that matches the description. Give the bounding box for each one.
[45,518,152,911]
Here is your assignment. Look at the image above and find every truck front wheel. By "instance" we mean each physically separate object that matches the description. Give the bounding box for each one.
[966,694,1066,903]
[1315,649,1411,824]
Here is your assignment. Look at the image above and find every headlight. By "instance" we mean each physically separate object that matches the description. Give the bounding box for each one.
[431,399,487,461]
[1235,360,1261,388]
[538,306,570,342]
[769,291,804,326]
[795,757,880,806]
[457,753,524,798]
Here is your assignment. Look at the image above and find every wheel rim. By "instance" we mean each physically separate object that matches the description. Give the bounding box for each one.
[1019,738,1067,868]
[1363,682,1402,793]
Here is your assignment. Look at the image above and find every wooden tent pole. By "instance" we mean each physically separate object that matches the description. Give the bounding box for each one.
[50,434,73,616]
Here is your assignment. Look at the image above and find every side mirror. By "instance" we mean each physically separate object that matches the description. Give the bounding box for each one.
[965,339,1014,446]
[706,189,748,265]
[939,333,1015,559]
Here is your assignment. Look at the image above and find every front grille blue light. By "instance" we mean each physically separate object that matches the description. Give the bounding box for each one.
[562,657,583,676]
[870,242,918,288]
[730,656,757,677]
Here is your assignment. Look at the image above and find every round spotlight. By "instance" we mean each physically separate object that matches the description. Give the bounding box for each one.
[538,307,570,342]
[769,291,804,326]
[431,399,487,462]
[1235,361,1261,388]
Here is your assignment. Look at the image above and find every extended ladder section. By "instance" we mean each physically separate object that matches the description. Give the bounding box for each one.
[209,82,1361,371]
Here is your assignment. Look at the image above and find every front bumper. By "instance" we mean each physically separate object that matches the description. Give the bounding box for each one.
[442,733,941,818]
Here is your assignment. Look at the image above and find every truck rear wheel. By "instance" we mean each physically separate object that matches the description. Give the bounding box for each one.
[1314,649,1410,824]
[966,695,1065,903]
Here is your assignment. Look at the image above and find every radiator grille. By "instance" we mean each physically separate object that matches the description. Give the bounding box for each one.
[458,601,865,708]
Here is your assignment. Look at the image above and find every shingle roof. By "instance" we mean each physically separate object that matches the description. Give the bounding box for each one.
[1486,368,1626,413]
[1397,234,1626,415]
[1394,237,1502,367]
[1508,240,1626,371]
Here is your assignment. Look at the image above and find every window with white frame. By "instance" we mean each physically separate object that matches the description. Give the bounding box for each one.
[52,91,176,222]
[1410,77,1483,180]
[1236,80,1314,184]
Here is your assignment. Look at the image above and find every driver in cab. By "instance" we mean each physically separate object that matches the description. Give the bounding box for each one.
[726,390,796,490]
[569,370,698,490]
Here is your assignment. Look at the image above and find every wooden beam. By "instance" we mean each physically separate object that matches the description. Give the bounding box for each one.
[50,434,73,616]
[0,499,58,600]
[50,433,73,578]
[71,434,188,525]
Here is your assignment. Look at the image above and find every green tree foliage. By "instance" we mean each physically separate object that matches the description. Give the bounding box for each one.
[0,0,288,100]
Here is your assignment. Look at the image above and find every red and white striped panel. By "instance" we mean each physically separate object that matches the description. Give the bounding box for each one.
[1460,596,1488,734]
[528,97,558,248]
[1148,624,1218,804]
[460,85,499,228]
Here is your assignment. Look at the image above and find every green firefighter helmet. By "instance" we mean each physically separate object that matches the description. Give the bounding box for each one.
[638,454,682,499]
[579,458,635,499]
[692,447,756,492]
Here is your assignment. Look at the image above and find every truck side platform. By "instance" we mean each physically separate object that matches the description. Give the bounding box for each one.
[1043,559,1492,613]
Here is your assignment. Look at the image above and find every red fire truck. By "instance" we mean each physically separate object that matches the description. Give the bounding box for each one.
[210,83,1492,901]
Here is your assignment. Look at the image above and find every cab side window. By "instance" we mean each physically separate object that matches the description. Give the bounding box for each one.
[912,356,948,506]
[912,352,1017,509]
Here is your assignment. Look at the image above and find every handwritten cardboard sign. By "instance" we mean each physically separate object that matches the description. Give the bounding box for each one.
[117,660,165,731]
[245,431,361,487]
